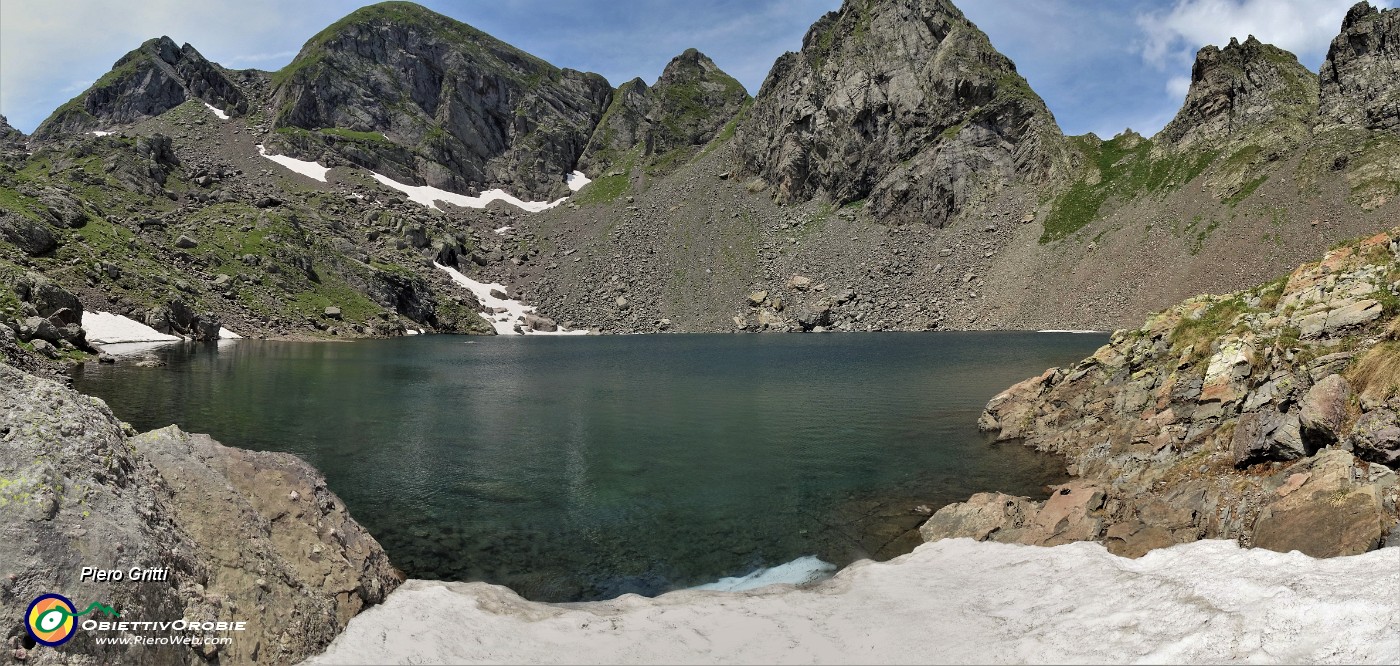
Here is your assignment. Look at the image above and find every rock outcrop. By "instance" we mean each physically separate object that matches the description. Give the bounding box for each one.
[579,49,750,175]
[1155,36,1318,152]
[735,0,1070,225]
[0,356,399,664]
[268,1,612,200]
[1318,2,1400,131]
[926,229,1400,558]
[33,37,247,140]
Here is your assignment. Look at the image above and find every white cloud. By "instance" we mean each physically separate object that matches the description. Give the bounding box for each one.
[1165,75,1191,100]
[1136,0,1393,71]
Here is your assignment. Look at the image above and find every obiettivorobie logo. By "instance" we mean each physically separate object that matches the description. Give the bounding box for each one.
[25,594,120,647]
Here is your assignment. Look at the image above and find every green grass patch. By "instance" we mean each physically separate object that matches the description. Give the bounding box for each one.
[1224,176,1269,206]
[1170,296,1249,364]
[1042,135,1216,242]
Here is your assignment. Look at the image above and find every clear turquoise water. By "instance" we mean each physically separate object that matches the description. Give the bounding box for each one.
[75,331,1105,601]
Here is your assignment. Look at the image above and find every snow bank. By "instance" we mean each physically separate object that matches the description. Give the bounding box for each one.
[203,103,229,120]
[691,556,836,592]
[90,130,114,137]
[434,262,587,336]
[566,170,592,192]
[82,311,182,345]
[371,172,567,212]
[307,539,1400,665]
[218,328,242,340]
[256,145,330,182]
[493,225,514,235]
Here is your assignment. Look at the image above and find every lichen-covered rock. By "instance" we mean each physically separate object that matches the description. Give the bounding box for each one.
[0,360,399,664]
[928,228,1400,558]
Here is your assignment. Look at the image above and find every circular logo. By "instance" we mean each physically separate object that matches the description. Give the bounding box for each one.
[26,594,77,647]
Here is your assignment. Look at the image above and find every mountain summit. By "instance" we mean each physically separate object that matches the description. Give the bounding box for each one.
[268,1,612,199]
[736,0,1070,226]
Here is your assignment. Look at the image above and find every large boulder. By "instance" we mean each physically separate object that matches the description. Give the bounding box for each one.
[1231,409,1305,467]
[1349,409,1400,467]
[1252,450,1397,556]
[0,360,400,664]
[0,213,58,256]
[1299,374,1352,451]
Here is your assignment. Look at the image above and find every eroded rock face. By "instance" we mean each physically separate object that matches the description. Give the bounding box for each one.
[33,37,246,140]
[1318,2,1400,131]
[269,3,612,200]
[1156,36,1317,152]
[579,49,750,175]
[0,359,399,664]
[933,229,1400,558]
[735,0,1069,225]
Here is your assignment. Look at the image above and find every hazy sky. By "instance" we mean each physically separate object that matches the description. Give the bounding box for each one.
[0,0,1387,137]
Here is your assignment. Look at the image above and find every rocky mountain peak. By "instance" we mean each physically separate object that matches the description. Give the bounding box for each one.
[735,0,1070,226]
[1318,2,1400,130]
[32,36,247,140]
[1155,34,1318,151]
[578,49,749,175]
[268,1,611,200]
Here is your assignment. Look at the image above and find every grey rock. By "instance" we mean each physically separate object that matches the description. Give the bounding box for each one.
[20,316,62,344]
[1350,409,1400,467]
[0,213,58,255]
[1231,409,1306,467]
[174,234,199,249]
[1319,3,1400,131]
[324,306,343,320]
[1299,374,1352,451]
[522,314,558,332]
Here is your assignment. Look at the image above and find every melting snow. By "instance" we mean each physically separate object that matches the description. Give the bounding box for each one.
[566,170,592,192]
[203,103,229,120]
[435,262,587,336]
[493,226,513,235]
[256,145,330,182]
[371,173,567,212]
[691,556,836,592]
[82,311,182,345]
[308,539,1400,665]
[90,130,114,137]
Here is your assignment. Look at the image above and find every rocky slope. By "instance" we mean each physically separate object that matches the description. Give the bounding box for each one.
[33,37,248,141]
[735,0,1071,226]
[268,1,612,201]
[923,229,1400,558]
[0,341,401,664]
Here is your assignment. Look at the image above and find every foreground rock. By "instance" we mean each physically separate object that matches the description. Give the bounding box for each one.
[0,357,398,664]
[307,539,1399,665]
[927,229,1400,558]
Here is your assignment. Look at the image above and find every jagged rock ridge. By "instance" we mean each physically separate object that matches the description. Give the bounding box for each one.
[735,0,1071,226]
[268,1,612,200]
[33,37,247,140]
[1155,36,1318,151]
[579,48,750,175]
[1319,2,1400,130]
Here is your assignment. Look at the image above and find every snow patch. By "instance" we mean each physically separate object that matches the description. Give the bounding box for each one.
[691,556,836,592]
[256,145,329,182]
[218,328,243,340]
[308,539,1400,665]
[371,173,567,213]
[493,226,513,235]
[565,170,591,192]
[434,262,588,336]
[82,311,182,345]
[203,103,229,120]
[90,130,114,137]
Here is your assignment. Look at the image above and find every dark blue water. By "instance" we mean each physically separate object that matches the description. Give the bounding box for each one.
[75,331,1105,601]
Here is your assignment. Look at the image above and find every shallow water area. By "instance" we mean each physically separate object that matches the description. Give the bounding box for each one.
[75,331,1105,601]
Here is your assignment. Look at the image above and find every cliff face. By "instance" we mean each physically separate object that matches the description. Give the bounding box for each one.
[33,37,247,140]
[1155,36,1318,152]
[268,1,612,200]
[1319,2,1400,131]
[735,0,1070,226]
[0,351,401,664]
[925,230,1400,558]
[579,49,750,175]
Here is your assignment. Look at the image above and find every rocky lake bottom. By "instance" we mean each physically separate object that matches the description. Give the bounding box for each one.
[75,331,1106,601]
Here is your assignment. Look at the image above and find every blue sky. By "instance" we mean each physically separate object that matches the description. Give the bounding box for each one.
[0,0,1387,137]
